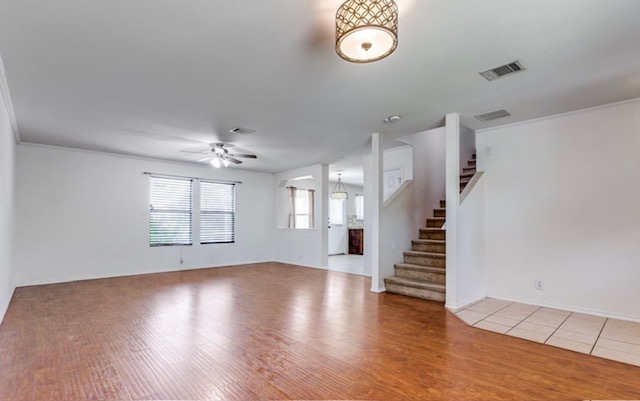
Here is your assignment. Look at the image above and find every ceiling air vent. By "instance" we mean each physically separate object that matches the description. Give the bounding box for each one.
[480,60,526,81]
[229,127,255,134]
[475,109,511,122]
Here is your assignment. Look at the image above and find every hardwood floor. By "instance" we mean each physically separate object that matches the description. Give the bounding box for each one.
[1,262,639,400]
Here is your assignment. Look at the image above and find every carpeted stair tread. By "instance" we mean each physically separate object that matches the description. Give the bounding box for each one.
[412,239,446,245]
[394,263,446,274]
[420,228,445,233]
[403,250,445,259]
[419,228,446,240]
[384,276,445,292]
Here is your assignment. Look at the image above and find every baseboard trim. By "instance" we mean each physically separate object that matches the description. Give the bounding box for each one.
[0,285,16,325]
[487,293,640,324]
[445,294,486,313]
[15,261,272,288]
[370,285,386,293]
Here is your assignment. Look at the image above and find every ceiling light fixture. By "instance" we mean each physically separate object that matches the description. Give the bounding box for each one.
[384,114,401,123]
[210,154,232,168]
[336,0,399,63]
[331,173,349,200]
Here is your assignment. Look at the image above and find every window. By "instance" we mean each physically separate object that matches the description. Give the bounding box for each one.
[200,181,235,244]
[329,198,344,225]
[288,187,315,229]
[149,176,193,246]
[355,194,364,221]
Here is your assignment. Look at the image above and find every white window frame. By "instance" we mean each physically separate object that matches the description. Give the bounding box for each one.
[288,187,315,229]
[200,181,236,244]
[149,176,193,246]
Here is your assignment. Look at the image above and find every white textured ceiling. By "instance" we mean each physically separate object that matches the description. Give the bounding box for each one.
[1,0,640,174]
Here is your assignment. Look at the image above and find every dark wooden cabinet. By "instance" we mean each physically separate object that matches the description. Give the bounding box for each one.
[348,229,364,255]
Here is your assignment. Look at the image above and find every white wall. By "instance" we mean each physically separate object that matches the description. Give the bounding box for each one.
[459,124,475,171]
[366,129,447,291]
[477,98,640,321]
[0,81,16,323]
[400,127,447,232]
[273,164,328,269]
[453,173,486,309]
[378,180,414,289]
[444,117,486,311]
[14,144,275,286]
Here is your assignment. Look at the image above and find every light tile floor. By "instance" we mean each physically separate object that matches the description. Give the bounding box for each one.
[454,298,640,367]
[327,254,366,276]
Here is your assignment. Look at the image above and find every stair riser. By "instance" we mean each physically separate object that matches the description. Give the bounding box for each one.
[420,230,445,240]
[439,200,446,208]
[433,209,445,218]
[426,219,445,228]
[463,167,476,173]
[385,283,445,302]
[412,243,445,253]
[395,268,445,284]
[468,160,476,167]
[404,254,446,267]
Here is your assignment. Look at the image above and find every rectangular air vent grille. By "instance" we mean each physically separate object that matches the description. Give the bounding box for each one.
[480,60,526,81]
[475,109,511,122]
[229,127,255,134]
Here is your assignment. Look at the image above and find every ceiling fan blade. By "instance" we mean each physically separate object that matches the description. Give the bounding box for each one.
[229,153,257,159]
[227,157,243,164]
[198,156,215,162]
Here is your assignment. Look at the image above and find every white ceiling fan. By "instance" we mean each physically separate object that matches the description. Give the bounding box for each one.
[181,143,257,168]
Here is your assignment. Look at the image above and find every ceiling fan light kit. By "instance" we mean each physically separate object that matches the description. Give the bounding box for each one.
[336,0,399,63]
[189,143,256,169]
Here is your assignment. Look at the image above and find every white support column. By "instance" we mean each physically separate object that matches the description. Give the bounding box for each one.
[445,113,460,307]
[319,164,329,268]
[370,133,384,292]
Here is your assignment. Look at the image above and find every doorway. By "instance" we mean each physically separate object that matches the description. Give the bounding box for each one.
[327,165,365,276]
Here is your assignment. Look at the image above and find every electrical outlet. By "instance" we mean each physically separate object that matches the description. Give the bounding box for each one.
[485,146,493,157]
[180,257,184,264]
[535,279,544,290]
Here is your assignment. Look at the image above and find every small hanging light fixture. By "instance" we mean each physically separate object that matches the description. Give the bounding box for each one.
[336,0,399,63]
[331,173,349,200]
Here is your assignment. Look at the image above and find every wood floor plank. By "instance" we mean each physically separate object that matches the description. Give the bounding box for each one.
[1,262,640,400]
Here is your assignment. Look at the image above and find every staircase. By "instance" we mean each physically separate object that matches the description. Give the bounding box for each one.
[384,154,477,302]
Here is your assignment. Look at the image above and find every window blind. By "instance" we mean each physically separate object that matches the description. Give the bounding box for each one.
[200,181,235,244]
[149,176,193,246]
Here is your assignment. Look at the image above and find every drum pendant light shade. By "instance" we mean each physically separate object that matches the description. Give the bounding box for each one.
[331,174,349,200]
[336,0,399,63]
